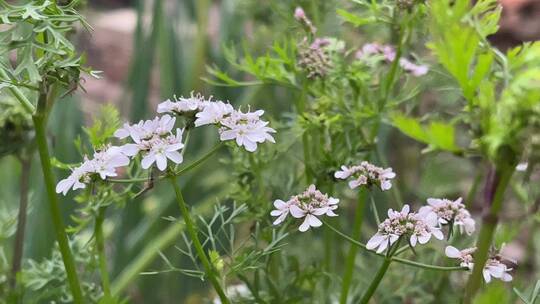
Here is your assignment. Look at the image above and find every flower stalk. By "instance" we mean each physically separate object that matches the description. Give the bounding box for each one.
[95,207,111,298]
[463,165,514,303]
[339,188,368,304]
[32,90,84,303]
[169,175,230,304]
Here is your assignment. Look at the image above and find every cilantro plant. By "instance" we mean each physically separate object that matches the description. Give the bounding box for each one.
[0,0,539,303]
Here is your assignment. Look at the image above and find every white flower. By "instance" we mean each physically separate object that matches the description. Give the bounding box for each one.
[334,161,395,191]
[116,116,184,171]
[366,204,443,253]
[194,101,234,127]
[90,146,130,179]
[483,260,513,283]
[55,160,94,195]
[445,246,475,269]
[271,199,291,225]
[157,93,207,115]
[516,162,528,172]
[213,284,251,304]
[55,146,130,195]
[270,184,339,232]
[219,109,276,152]
[140,129,185,171]
[420,197,475,235]
[445,245,514,283]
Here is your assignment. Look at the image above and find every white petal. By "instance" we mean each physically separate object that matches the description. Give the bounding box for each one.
[141,154,155,169]
[298,217,310,232]
[155,154,167,171]
[289,205,306,218]
[445,246,461,258]
[366,233,385,250]
[166,151,183,164]
[307,214,322,227]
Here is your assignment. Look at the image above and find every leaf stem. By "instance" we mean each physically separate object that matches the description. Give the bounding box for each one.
[95,207,111,298]
[463,164,514,303]
[169,175,230,304]
[360,256,392,304]
[108,142,223,184]
[323,220,467,271]
[0,69,36,113]
[339,188,368,304]
[32,98,84,303]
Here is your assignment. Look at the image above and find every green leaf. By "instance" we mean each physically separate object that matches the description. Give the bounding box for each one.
[474,282,510,304]
[391,114,461,152]
[336,9,375,27]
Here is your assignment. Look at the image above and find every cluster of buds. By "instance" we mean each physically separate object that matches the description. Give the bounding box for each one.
[355,42,428,76]
[297,37,332,79]
[445,246,515,283]
[334,161,396,191]
[419,197,475,235]
[294,7,316,34]
[366,205,444,253]
[271,185,339,232]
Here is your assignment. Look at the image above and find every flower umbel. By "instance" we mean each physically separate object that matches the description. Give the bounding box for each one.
[55,146,130,195]
[115,115,185,171]
[445,246,515,283]
[334,161,396,191]
[366,204,443,253]
[419,197,475,235]
[271,185,340,232]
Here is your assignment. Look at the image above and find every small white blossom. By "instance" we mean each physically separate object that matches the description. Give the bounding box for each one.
[270,185,340,232]
[56,146,130,195]
[194,101,234,127]
[366,204,443,253]
[334,161,396,191]
[356,43,428,76]
[419,197,475,235]
[116,115,184,171]
[219,109,276,152]
[157,92,207,116]
[445,246,514,283]
[516,162,528,172]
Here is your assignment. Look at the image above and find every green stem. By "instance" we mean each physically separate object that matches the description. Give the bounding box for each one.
[339,189,368,304]
[109,142,223,184]
[463,165,514,303]
[169,176,230,304]
[33,108,84,303]
[323,221,467,271]
[95,207,111,298]
[359,257,392,304]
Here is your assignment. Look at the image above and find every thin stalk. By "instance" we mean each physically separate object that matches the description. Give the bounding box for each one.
[169,175,230,304]
[109,142,223,184]
[323,220,467,271]
[463,165,514,303]
[359,257,392,304]
[33,102,84,303]
[339,188,368,304]
[297,81,312,184]
[10,156,32,290]
[95,207,111,298]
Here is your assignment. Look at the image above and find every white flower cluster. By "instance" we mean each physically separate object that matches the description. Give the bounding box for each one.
[115,115,185,171]
[334,161,396,191]
[366,205,444,253]
[271,185,339,232]
[355,42,428,76]
[55,146,129,195]
[445,246,514,283]
[57,93,276,195]
[157,95,276,152]
[419,197,475,235]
